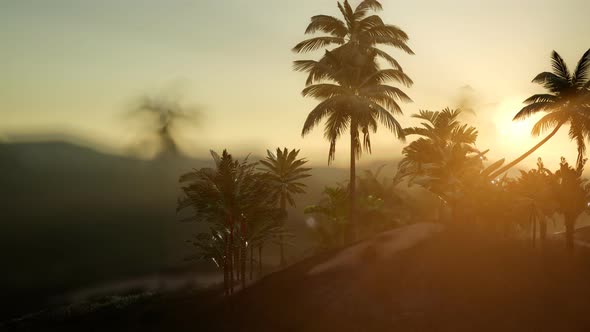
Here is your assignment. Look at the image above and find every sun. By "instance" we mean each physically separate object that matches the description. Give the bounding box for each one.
[495,99,535,140]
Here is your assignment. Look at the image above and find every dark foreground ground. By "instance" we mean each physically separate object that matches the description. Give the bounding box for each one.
[6,226,590,332]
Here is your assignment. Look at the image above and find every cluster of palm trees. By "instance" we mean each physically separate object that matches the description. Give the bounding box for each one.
[177,1,590,294]
[394,106,590,251]
[178,148,310,295]
[294,0,590,248]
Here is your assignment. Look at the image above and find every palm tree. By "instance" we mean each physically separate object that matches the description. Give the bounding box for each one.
[259,148,311,265]
[397,108,480,181]
[490,49,590,178]
[552,157,590,252]
[507,158,557,246]
[294,0,413,240]
[304,185,350,250]
[397,108,488,222]
[132,96,198,157]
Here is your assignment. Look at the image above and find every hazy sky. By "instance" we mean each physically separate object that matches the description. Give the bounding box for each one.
[1,0,589,168]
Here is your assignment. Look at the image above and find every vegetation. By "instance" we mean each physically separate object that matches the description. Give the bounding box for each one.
[8,1,590,330]
[491,49,590,177]
[294,0,413,240]
[130,95,199,157]
[178,149,314,293]
[258,148,311,265]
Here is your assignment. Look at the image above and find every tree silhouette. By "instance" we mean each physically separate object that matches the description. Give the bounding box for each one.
[294,1,413,239]
[178,150,281,294]
[292,0,414,70]
[259,148,311,265]
[552,157,590,252]
[397,108,487,222]
[490,49,590,177]
[507,158,557,246]
[132,96,198,157]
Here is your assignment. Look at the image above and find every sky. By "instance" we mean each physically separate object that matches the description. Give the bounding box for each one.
[1,0,590,169]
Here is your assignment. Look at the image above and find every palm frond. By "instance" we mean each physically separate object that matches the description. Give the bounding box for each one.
[513,102,555,120]
[305,15,347,38]
[551,50,571,81]
[523,94,557,105]
[292,36,345,53]
[532,72,570,93]
[573,48,590,87]
[361,69,413,87]
[531,110,567,136]
[302,84,349,99]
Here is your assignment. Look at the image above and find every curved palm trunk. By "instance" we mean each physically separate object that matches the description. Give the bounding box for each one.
[489,123,563,178]
[349,122,357,242]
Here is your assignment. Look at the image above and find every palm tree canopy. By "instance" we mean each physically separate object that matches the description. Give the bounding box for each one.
[403,108,478,145]
[297,49,412,163]
[397,108,487,201]
[293,0,413,71]
[178,150,278,226]
[259,148,312,207]
[513,49,590,166]
[553,157,590,218]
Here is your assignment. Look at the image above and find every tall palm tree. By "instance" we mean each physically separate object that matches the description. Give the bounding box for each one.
[490,49,590,178]
[294,0,413,240]
[295,50,411,240]
[259,148,311,265]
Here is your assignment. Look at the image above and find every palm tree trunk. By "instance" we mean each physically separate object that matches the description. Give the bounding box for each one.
[489,123,563,178]
[349,123,357,242]
[250,245,254,281]
[540,218,547,246]
[240,222,246,289]
[279,195,286,266]
[565,214,575,253]
[529,206,537,248]
[223,233,229,296]
[258,245,263,274]
[229,227,234,294]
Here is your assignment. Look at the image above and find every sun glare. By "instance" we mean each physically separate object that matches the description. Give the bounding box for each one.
[495,99,535,140]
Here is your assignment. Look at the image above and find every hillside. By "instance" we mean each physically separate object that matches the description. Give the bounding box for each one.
[7,224,590,331]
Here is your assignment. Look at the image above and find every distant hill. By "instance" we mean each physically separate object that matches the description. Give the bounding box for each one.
[0,140,351,319]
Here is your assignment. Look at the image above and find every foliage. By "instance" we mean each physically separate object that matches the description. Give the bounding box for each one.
[491,49,590,176]
[294,0,414,241]
[305,166,406,250]
[259,148,311,264]
[178,150,284,294]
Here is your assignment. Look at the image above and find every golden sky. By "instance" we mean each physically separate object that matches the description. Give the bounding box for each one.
[1,0,589,169]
